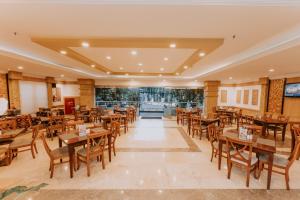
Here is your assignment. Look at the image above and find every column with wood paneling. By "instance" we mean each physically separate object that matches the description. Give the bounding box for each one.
[45,77,55,108]
[7,71,22,109]
[258,77,269,115]
[78,79,95,108]
[203,80,220,115]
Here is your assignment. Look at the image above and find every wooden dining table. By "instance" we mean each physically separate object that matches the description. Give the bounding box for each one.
[218,129,276,190]
[187,117,220,135]
[253,118,288,141]
[100,115,127,129]
[0,128,25,140]
[58,127,111,178]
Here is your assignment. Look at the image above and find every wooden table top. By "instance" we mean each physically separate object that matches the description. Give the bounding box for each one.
[0,128,25,139]
[59,127,110,145]
[219,129,276,153]
[254,118,288,125]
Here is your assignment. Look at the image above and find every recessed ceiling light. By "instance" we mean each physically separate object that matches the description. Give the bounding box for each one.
[131,50,137,55]
[125,73,129,76]
[159,74,162,77]
[140,69,144,73]
[169,43,176,48]
[176,72,180,76]
[194,80,198,82]
[160,68,164,72]
[106,56,111,60]
[164,57,169,61]
[91,64,95,68]
[60,50,67,55]
[183,65,188,69]
[120,67,124,70]
[81,41,90,48]
[106,71,111,75]
[229,77,233,80]
[17,66,23,70]
[138,63,143,66]
[60,74,64,77]
[269,69,275,72]
[199,51,206,57]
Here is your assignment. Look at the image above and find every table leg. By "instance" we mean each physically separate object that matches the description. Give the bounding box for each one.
[218,141,222,170]
[282,125,287,142]
[108,135,112,162]
[58,138,63,163]
[267,153,274,190]
[68,145,75,178]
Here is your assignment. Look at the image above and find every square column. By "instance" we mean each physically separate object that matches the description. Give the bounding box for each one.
[8,71,22,109]
[78,79,95,108]
[203,80,220,115]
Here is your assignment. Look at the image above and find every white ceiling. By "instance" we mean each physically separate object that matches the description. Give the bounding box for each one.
[0,1,300,84]
[71,47,195,73]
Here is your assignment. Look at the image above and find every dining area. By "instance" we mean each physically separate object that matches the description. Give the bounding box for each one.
[176,105,300,190]
[0,105,138,180]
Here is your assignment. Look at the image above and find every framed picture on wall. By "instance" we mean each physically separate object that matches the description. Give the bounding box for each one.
[243,90,249,104]
[52,87,62,102]
[252,89,259,105]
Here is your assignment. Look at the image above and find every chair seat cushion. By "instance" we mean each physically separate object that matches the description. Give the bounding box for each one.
[51,146,69,159]
[259,153,289,167]
[77,146,101,157]
[230,151,258,166]
[9,138,32,149]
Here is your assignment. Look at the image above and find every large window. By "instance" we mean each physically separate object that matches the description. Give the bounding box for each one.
[95,87,204,109]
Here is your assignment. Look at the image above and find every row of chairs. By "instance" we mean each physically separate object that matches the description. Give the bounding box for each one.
[207,124,300,189]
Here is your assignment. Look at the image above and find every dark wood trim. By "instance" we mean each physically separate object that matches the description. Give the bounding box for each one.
[281,78,287,114]
[266,79,271,112]
[5,73,10,109]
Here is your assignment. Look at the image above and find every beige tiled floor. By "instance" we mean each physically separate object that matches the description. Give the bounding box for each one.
[1,118,300,199]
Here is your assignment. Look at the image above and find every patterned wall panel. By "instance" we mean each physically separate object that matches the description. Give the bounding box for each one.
[220,90,227,103]
[236,90,241,104]
[268,79,285,113]
[252,89,259,105]
[243,90,249,104]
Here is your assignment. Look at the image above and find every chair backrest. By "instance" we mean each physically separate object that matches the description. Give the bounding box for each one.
[208,124,219,143]
[31,125,41,144]
[110,114,121,123]
[86,132,107,158]
[16,115,32,129]
[40,132,53,158]
[0,119,16,130]
[226,137,253,166]
[191,115,201,127]
[110,121,120,140]
[47,124,64,134]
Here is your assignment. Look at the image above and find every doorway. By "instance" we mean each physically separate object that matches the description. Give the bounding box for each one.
[64,97,75,114]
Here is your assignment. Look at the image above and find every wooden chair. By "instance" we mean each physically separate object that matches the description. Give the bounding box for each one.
[226,137,258,187]
[176,108,183,125]
[15,115,32,130]
[0,147,9,166]
[257,128,300,190]
[191,115,205,139]
[9,125,40,162]
[40,133,70,178]
[77,132,107,177]
[107,121,120,157]
[119,115,128,134]
[290,122,300,159]
[267,115,289,141]
[47,124,64,141]
[0,119,16,130]
[208,124,227,162]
